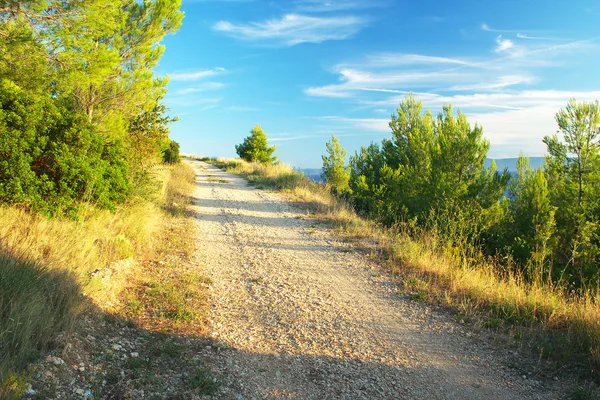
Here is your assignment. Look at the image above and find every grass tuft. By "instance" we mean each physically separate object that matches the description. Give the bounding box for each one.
[189,368,221,395]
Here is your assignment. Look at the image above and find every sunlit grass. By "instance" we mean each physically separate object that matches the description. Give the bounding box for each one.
[0,162,197,395]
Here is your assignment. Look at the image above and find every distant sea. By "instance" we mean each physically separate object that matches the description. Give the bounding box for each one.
[301,157,545,183]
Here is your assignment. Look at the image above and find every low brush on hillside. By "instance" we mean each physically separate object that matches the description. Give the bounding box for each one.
[0,163,196,397]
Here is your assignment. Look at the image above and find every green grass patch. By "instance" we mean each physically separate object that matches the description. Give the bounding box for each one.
[189,368,221,395]
[149,338,184,359]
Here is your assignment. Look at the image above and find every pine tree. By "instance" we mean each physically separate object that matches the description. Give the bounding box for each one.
[235,125,278,164]
[321,134,350,195]
[507,155,556,278]
[544,99,600,286]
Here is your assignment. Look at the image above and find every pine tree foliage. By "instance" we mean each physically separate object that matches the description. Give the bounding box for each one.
[506,155,556,278]
[235,125,278,164]
[544,99,600,287]
[347,95,509,233]
[321,134,350,194]
[340,95,600,290]
[0,0,183,213]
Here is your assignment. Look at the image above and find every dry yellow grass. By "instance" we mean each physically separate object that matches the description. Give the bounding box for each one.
[0,162,197,394]
[207,156,600,375]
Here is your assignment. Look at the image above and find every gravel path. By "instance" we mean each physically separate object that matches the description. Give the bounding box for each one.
[190,160,563,400]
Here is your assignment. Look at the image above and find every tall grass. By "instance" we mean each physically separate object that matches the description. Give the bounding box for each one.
[207,157,600,377]
[0,248,79,381]
[0,163,196,392]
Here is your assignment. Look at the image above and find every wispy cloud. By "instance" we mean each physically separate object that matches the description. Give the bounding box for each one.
[517,33,552,40]
[358,53,472,67]
[229,106,260,112]
[165,95,223,108]
[176,82,225,95]
[481,23,522,33]
[213,14,366,46]
[169,67,226,81]
[449,75,537,91]
[318,116,389,132]
[270,131,374,142]
[294,0,386,12]
[303,30,600,157]
[305,36,599,99]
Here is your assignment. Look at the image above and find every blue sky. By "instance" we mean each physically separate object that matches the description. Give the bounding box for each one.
[158,0,600,168]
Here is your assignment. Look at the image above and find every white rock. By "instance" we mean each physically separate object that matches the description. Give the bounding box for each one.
[130,352,139,358]
[47,356,64,366]
[24,386,36,396]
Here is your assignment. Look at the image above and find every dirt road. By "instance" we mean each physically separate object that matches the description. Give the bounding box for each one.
[189,160,563,399]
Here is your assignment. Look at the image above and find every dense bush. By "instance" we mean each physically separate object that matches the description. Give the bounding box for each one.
[0,0,183,214]
[336,95,600,291]
[348,96,508,244]
[0,80,129,213]
[162,140,181,164]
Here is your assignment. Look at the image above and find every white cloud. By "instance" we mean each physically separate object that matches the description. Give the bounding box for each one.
[169,67,226,81]
[360,53,472,67]
[363,91,600,112]
[165,96,223,108]
[305,67,464,98]
[469,106,555,157]
[481,23,526,34]
[305,37,599,99]
[213,14,366,46]
[229,106,260,112]
[319,116,389,132]
[176,82,225,95]
[302,31,600,157]
[517,33,552,40]
[481,23,493,32]
[495,35,515,52]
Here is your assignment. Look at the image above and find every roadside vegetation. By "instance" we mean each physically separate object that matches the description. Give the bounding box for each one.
[206,96,600,381]
[0,162,201,397]
[0,0,195,396]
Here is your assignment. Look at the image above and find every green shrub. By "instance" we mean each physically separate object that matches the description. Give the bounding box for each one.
[0,79,130,214]
[162,140,181,164]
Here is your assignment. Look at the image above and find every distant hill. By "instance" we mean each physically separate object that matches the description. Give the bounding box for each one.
[301,168,323,183]
[302,157,545,183]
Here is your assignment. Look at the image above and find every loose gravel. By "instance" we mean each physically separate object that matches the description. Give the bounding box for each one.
[189,160,568,400]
